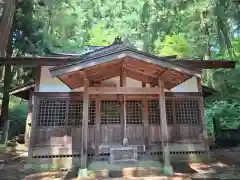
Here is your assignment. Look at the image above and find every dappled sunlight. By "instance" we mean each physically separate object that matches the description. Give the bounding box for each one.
[189,161,230,174]
[23,171,66,180]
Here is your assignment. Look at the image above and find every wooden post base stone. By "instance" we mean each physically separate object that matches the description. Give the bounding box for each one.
[163,165,173,176]
[78,168,88,178]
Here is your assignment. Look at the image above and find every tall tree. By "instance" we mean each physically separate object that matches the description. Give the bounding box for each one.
[0,0,15,56]
[0,0,16,140]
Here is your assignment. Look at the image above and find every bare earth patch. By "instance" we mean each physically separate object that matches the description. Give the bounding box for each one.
[2,145,240,179]
[0,145,67,180]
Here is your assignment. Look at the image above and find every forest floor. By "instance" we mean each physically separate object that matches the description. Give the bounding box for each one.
[1,145,240,179]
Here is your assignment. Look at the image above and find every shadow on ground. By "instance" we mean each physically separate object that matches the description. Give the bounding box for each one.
[0,145,67,180]
[2,145,240,179]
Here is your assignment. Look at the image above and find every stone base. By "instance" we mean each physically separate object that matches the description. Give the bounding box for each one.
[28,156,81,169]
[163,165,173,176]
[78,168,88,178]
[110,146,137,163]
[170,152,210,162]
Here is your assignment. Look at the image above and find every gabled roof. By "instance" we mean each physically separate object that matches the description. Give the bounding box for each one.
[0,44,236,69]
[48,40,202,89]
[50,43,200,78]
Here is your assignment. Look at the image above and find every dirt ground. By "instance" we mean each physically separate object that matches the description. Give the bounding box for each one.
[2,145,240,179]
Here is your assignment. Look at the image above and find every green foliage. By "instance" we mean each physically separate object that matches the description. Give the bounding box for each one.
[1,0,240,136]
[8,97,27,139]
[88,24,117,46]
[204,37,240,131]
[154,34,192,58]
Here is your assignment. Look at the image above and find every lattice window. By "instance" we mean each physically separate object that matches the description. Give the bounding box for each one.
[89,101,96,125]
[68,100,83,126]
[148,100,173,125]
[68,100,95,126]
[37,99,95,127]
[126,100,142,124]
[101,100,121,124]
[37,99,67,127]
[175,99,200,125]
[166,100,173,125]
[148,100,160,124]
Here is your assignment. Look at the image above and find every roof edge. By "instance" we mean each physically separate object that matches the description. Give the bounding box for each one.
[49,49,200,78]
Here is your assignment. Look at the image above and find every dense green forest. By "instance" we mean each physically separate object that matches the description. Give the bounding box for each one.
[0,0,240,138]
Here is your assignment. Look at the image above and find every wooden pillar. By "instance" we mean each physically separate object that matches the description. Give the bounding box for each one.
[120,66,127,139]
[171,99,177,141]
[142,82,149,145]
[197,77,210,160]
[63,98,70,146]
[158,79,171,167]
[123,94,127,138]
[25,90,33,145]
[95,96,101,154]
[35,66,41,92]
[28,94,38,157]
[81,77,89,168]
[28,66,41,157]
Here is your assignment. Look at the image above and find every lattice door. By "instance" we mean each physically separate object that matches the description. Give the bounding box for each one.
[126,100,144,143]
[100,100,122,144]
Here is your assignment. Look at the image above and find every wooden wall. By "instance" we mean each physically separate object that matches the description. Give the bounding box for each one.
[31,92,204,156]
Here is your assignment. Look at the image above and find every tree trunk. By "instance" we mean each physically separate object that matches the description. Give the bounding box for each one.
[0,0,16,56]
[0,0,16,141]
[204,27,214,88]
[0,36,14,140]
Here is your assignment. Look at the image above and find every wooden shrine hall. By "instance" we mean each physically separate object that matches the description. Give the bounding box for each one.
[3,39,236,169]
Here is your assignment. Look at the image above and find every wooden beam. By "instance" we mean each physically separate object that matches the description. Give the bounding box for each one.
[125,65,156,78]
[120,62,126,87]
[142,82,149,145]
[90,71,120,82]
[151,68,168,87]
[28,65,41,156]
[123,94,127,138]
[95,96,101,155]
[171,99,177,141]
[127,57,165,72]
[126,70,154,83]
[33,91,203,99]
[35,66,41,92]
[88,87,161,95]
[165,92,203,98]
[64,98,69,138]
[120,65,127,140]
[176,60,236,69]
[81,78,89,168]
[0,56,75,66]
[86,59,122,75]
[158,79,170,167]
[25,91,33,145]
[28,95,38,157]
[197,77,211,160]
